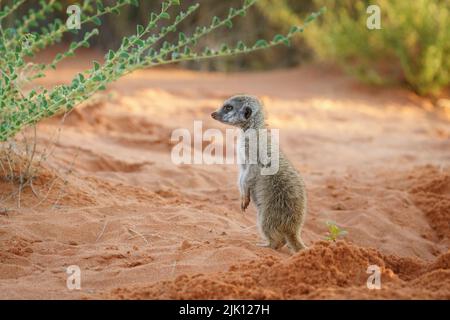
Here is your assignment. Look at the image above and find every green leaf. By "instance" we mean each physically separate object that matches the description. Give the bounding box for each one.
[244,0,254,6]
[204,47,213,56]
[171,51,180,59]
[273,34,286,43]
[305,13,318,23]
[120,52,130,59]
[178,32,186,43]
[137,24,144,35]
[212,16,220,26]
[107,50,114,60]
[148,48,156,57]
[225,19,233,29]
[160,12,170,20]
[92,16,101,26]
[96,0,104,12]
[289,26,301,34]
[70,42,78,50]
[254,39,268,48]
[183,47,191,55]
[220,44,229,53]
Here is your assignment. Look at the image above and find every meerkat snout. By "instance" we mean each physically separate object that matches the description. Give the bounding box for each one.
[211,94,308,253]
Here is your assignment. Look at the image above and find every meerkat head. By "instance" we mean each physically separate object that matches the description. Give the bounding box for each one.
[211,95,264,130]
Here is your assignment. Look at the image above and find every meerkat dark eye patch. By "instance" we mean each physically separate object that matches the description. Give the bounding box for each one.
[224,104,233,112]
[243,106,252,119]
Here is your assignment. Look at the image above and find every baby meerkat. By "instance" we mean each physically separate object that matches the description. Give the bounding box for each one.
[211,95,307,252]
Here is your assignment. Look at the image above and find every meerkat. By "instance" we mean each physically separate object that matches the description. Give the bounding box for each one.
[211,95,307,252]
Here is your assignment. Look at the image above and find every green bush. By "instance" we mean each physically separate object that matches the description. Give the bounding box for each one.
[305,0,450,96]
[0,0,324,142]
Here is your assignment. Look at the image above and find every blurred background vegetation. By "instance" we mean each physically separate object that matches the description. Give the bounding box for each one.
[2,0,449,96]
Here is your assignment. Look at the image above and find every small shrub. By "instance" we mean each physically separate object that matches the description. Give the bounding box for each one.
[325,220,348,242]
[305,0,450,96]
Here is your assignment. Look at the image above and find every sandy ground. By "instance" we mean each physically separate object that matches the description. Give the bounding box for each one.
[0,60,449,299]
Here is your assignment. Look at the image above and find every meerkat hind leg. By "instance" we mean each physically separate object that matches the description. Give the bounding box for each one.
[285,232,306,252]
[256,241,284,250]
[257,233,285,250]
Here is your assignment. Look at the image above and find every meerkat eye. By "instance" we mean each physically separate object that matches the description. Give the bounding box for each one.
[224,104,233,112]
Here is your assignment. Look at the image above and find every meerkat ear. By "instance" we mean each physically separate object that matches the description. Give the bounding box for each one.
[243,106,252,119]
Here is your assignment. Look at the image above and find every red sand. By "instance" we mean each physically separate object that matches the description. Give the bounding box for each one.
[0,64,449,299]
[105,241,450,299]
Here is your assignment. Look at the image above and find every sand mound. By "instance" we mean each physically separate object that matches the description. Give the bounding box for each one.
[101,241,449,299]
[409,165,450,240]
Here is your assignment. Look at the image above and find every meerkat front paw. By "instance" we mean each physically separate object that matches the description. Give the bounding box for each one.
[240,194,250,212]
